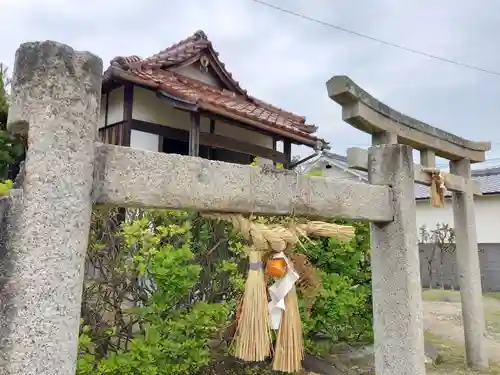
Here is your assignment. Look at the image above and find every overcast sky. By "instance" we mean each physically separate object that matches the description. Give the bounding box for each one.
[2,0,500,168]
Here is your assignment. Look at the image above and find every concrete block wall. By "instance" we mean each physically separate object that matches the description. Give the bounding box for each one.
[419,243,500,292]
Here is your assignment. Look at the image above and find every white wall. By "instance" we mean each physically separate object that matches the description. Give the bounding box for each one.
[213,120,273,151]
[98,78,279,165]
[99,92,107,128]
[132,87,210,132]
[416,194,500,243]
[309,162,500,244]
[131,87,274,163]
[108,87,124,125]
[99,87,124,128]
[170,63,222,87]
[130,130,159,152]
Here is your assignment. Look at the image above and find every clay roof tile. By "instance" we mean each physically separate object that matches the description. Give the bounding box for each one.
[103,30,325,147]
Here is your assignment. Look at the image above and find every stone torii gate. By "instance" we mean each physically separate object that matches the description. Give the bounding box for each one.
[0,41,490,375]
[327,75,491,373]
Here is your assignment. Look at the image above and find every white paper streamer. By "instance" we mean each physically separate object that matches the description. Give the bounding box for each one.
[268,252,299,330]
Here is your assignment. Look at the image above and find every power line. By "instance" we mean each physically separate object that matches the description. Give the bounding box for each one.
[253,0,500,163]
[249,0,500,77]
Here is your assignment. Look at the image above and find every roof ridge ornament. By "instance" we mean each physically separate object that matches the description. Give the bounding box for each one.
[199,55,210,73]
[193,30,208,40]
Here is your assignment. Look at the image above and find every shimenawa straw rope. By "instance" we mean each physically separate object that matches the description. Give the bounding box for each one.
[203,168,356,373]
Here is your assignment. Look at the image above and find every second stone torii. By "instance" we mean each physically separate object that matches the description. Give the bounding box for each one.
[327,74,491,373]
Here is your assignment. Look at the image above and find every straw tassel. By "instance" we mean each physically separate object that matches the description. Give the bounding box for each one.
[268,254,304,373]
[423,168,447,208]
[272,285,303,373]
[233,249,272,362]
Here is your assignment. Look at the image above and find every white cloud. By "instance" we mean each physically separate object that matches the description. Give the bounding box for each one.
[1,0,499,163]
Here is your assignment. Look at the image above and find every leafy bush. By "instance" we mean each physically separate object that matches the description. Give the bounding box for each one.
[292,165,373,349]
[77,205,373,373]
[0,179,13,196]
[77,209,235,375]
[299,219,373,354]
[0,63,8,128]
[0,64,24,180]
[0,132,23,179]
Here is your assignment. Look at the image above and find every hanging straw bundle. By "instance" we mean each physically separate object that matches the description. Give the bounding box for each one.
[203,213,356,373]
[272,253,320,373]
[203,214,273,362]
[233,247,272,361]
[269,221,355,373]
[272,285,303,373]
[423,168,447,208]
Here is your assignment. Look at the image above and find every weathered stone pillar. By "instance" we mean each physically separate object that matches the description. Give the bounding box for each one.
[450,158,488,369]
[0,41,102,375]
[368,144,426,375]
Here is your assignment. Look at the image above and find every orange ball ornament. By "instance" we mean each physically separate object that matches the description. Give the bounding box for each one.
[266,258,287,278]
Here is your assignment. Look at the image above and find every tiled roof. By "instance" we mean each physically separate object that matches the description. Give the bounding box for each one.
[304,151,500,198]
[103,30,324,147]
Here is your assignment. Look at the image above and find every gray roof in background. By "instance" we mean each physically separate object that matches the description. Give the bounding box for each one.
[304,151,500,199]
